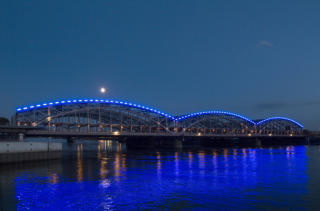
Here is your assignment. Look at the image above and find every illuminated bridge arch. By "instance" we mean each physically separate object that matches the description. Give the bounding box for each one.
[15,99,175,133]
[175,111,256,135]
[256,117,303,135]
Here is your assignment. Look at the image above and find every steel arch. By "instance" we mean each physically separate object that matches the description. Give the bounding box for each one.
[256,117,303,135]
[14,98,305,136]
[175,111,256,135]
[15,99,174,133]
[16,99,174,119]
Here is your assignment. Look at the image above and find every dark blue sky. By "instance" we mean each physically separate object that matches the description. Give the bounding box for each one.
[1,0,320,129]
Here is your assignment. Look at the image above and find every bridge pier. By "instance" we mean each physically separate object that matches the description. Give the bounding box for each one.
[306,136,310,145]
[67,137,75,144]
[174,139,183,149]
[18,133,24,142]
[255,138,262,147]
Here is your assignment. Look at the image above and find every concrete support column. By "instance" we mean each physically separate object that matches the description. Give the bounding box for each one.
[306,136,310,145]
[67,137,75,143]
[255,138,262,147]
[174,139,183,149]
[18,133,24,142]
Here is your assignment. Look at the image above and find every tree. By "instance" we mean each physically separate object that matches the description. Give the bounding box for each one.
[0,117,9,126]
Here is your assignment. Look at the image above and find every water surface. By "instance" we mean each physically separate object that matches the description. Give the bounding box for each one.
[1,140,320,210]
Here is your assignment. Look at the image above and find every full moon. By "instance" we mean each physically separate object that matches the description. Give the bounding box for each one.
[100,87,106,94]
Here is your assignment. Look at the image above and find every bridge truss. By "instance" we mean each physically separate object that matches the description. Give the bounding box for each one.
[14,99,304,136]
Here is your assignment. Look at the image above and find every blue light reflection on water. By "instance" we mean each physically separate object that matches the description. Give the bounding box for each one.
[12,143,308,210]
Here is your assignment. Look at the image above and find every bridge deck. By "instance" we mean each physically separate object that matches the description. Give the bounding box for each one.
[0,127,307,139]
[25,130,305,139]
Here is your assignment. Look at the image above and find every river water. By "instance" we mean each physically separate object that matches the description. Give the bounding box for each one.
[1,140,320,210]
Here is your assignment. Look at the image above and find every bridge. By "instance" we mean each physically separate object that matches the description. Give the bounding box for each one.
[7,98,304,142]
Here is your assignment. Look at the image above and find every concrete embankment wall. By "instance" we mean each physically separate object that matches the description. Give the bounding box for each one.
[0,142,62,163]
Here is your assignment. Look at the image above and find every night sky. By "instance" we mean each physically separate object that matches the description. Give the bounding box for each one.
[1,1,320,129]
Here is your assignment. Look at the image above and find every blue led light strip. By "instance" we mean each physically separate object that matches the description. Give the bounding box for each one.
[176,110,256,125]
[16,99,174,120]
[256,117,304,128]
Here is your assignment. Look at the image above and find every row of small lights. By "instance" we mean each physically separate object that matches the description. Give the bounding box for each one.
[174,112,303,128]
[15,99,303,127]
[16,99,175,120]
[176,111,256,125]
[255,117,304,128]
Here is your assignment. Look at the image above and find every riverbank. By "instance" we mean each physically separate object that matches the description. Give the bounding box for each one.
[0,142,62,163]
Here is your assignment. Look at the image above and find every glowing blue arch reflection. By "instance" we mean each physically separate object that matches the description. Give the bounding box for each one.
[176,111,256,125]
[16,99,175,120]
[256,117,304,128]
